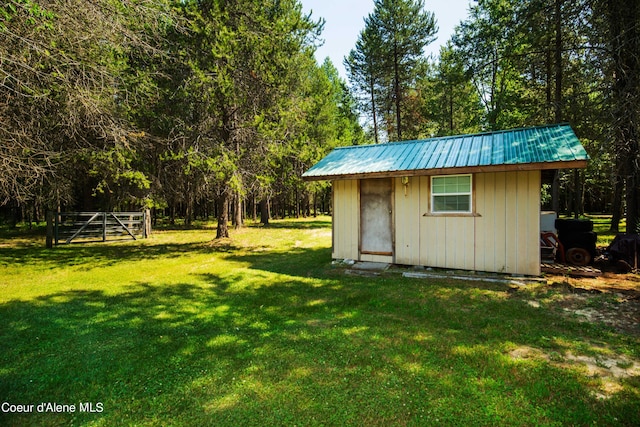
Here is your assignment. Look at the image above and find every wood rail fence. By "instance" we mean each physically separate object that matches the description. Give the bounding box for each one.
[46,211,151,248]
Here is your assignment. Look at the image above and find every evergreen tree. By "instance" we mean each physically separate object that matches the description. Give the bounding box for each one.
[346,0,436,142]
[370,0,437,140]
[0,0,176,213]
[345,24,385,143]
[419,43,483,136]
[178,0,321,237]
[593,0,640,232]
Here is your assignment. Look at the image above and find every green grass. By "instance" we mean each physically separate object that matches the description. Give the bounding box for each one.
[1,217,639,426]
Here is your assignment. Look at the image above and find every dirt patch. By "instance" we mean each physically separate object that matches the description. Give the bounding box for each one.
[552,270,640,293]
[541,270,640,336]
[556,291,640,336]
[509,345,548,360]
[508,345,640,399]
[506,266,640,399]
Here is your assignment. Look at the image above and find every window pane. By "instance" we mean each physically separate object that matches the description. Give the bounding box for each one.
[457,175,471,192]
[433,196,445,211]
[457,196,470,211]
[432,175,472,213]
[432,175,471,194]
[443,176,456,190]
[433,195,470,212]
[432,178,445,194]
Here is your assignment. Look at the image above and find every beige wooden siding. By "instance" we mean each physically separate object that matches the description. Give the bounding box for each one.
[474,171,541,275]
[416,215,476,270]
[394,177,421,265]
[393,171,541,276]
[332,179,359,260]
[518,171,542,274]
[395,176,475,270]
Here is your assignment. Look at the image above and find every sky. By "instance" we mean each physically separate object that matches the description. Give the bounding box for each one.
[300,0,473,79]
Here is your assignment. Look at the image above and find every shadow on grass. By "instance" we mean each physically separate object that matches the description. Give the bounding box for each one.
[1,246,638,426]
[252,217,332,230]
[0,217,332,271]
[0,240,216,270]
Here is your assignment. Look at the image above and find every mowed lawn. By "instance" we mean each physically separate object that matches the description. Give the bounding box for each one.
[1,217,638,426]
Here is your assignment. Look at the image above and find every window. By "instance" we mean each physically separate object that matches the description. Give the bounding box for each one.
[431,175,472,213]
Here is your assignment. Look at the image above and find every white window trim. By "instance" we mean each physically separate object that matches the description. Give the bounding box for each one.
[431,174,473,214]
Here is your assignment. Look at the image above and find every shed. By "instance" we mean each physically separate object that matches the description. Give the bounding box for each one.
[302,124,589,276]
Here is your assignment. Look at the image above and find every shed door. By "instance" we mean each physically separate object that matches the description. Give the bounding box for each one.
[360,178,393,255]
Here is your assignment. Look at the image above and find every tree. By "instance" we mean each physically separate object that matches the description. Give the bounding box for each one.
[0,0,365,230]
[419,43,483,136]
[345,24,385,143]
[0,0,177,214]
[451,0,614,219]
[370,0,437,140]
[267,57,366,220]
[452,0,526,130]
[346,0,436,142]
[179,0,323,238]
[596,0,640,232]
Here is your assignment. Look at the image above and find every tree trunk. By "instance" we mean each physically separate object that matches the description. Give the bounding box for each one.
[627,169,640,233]
[393,40,402,140]
[554,0,563,123]
[369,72,379,144]
[232,192,243,229]
[313,190,317,217]
[608,0,640,233]
[260,198,270,226]
[251,195,257,222]
[552,170,561,213]
[610,175,623,232]
[448,88,454,133]
[551,0,565,214]
[216,191,230,239]
[46,211,53,248]
[185,197,193,227]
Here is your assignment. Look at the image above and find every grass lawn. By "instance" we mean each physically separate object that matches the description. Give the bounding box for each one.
[1,217,638,426]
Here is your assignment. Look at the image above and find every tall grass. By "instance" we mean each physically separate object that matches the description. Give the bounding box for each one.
[1,217,638,426]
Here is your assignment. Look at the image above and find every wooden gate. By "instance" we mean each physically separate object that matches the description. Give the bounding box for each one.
[47,211,150,247]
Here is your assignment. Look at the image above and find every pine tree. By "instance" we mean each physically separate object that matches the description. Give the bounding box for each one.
[346,0,436,142]
[345,24,384,143]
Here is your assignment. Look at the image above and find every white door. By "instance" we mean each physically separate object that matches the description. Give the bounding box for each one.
[360,179,393,255]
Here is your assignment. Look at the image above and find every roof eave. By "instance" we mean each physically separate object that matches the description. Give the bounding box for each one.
[301,159,588,181]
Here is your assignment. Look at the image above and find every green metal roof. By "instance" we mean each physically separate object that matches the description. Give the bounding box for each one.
[302,124,589,181]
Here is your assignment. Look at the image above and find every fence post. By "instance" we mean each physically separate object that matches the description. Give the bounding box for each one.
[46,211,53,248]
[102,212,107,242]
[143,209,151,238]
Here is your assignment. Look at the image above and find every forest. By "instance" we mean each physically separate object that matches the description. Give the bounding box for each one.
[1,0,639,237]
